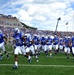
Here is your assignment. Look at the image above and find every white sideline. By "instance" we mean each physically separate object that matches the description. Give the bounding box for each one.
[0,64,74,67]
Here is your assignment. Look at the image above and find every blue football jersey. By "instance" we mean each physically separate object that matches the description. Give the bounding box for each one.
[13,32,23,46]
[40,37,47,45]
[72,37,74,47]
[53,37,59,45]
[64,38,70,47]
[25,37,32,47]
[0,33,4,43]
[33,36,40,45]
[59,38,63,45]
[46,37,52,45]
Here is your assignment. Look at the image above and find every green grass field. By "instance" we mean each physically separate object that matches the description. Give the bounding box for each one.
[0,45,74,75]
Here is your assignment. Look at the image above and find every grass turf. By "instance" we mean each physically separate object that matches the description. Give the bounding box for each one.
[0,45,74,75]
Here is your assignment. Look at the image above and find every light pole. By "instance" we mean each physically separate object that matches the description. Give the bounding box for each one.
[66,22,68,36]
[55,17,61,33]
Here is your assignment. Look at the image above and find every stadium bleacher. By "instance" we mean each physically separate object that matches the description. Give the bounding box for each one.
[0,14,74,37]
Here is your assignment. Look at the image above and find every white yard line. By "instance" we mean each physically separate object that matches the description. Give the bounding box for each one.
[0,64,74,67]
[7,54,74,58]
[51,57,73,58]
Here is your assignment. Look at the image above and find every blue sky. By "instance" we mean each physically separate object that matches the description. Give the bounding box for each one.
[0,0,74,32]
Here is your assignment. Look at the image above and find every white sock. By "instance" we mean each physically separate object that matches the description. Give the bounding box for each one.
[15,61,18,66]
[36,55,38,59]
[28,55,31,60]
[50,53,52,56]
[0,52,2,55]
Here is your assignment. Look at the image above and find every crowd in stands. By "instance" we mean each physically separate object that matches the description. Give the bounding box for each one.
[0,26,74,38]
[0,14,74,38]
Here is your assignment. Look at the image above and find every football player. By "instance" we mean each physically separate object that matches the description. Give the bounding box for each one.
[0,30,10,60]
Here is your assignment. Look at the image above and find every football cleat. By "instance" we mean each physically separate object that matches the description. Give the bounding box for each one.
[36,60,39,62]
[28,58,31,63]
[7,55,10,59]
[0,56,3,60]
[46,55,48,57]
[13,65,18,69]
[50,55,52,58]
[67,57,70,60]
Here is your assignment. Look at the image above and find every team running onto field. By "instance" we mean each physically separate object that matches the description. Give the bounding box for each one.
[0,28,74,69]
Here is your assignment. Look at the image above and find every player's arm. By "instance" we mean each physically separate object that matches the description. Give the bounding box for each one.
[3,35,8,44]
[30,40,34,44]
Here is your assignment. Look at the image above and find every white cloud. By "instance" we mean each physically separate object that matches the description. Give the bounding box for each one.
[17,10,30,20]
[15,1,74,31]
[24,21,33,26]
[11,0,34,6]
[0,0,74,31]
[49,2,67,10]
